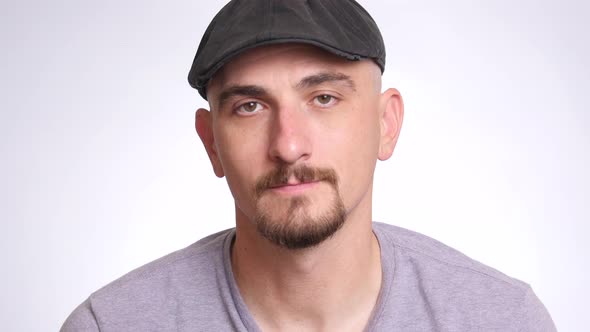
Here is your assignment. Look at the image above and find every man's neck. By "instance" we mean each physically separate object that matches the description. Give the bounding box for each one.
[231,206,382,332]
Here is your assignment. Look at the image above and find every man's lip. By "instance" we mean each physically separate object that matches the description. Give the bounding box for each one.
[268,181,321,193]
[269,180,319,189]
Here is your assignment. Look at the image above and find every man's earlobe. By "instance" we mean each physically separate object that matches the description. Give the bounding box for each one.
[195,108,225,178]
[378,88,404,161]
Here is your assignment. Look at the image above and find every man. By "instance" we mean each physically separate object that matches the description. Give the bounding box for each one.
[62,0,556,331]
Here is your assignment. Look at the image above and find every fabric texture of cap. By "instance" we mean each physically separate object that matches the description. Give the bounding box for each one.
[188,0,386,100]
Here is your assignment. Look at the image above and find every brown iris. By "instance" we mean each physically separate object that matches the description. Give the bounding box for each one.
[242,102,258,112]
[316,95,333,105]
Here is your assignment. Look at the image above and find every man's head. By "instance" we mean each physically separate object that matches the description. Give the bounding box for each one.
[188,0,386,100]
[190,1,403,250]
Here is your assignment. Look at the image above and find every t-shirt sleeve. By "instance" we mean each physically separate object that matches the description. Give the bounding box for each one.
[520,287,557,331]
[60,299,100,332]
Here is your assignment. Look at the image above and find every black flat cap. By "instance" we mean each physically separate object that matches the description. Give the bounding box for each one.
[188,0,386,100]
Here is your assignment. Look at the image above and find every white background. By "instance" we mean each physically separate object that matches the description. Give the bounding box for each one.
[1,0,588,330]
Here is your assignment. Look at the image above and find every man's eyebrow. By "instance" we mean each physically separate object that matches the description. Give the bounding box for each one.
[216,85,269,108]
[296,72,356,91]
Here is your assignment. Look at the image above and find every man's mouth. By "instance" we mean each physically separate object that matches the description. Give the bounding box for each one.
[269,180,320,194]
[254,165,338,199]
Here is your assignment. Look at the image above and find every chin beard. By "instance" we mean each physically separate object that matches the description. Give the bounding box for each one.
[254,195,347,250]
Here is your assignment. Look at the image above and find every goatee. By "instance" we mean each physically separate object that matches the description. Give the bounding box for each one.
[253,164,346,250]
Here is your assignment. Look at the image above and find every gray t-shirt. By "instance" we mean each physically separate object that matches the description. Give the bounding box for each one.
[61,222,556,331]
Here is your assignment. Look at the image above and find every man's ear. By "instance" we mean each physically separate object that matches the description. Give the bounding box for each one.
[378,88,404,161]
[195,108,225,178]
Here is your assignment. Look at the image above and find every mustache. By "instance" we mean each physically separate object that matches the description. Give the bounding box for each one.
[254,164,339,198]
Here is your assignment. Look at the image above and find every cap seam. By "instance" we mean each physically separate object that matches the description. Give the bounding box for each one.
[332,2,373,51]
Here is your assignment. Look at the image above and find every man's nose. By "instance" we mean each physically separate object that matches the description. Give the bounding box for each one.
[267,104,312,164]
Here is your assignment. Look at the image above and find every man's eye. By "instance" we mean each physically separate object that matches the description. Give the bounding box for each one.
[237,101,262,113]
[314,94,337,106]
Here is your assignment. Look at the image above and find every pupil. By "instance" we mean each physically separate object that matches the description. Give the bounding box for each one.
[246,102,256,111]
[319,95,330,104]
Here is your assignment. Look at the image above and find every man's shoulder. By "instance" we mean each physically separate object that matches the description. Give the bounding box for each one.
[93,227,233,298]
[372,222,556,331]
[61,228,235,331]
[373,221,525,288]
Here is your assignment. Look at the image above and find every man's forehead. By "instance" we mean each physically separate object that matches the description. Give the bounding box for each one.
[207,44,378,100]
[216,44,351,79]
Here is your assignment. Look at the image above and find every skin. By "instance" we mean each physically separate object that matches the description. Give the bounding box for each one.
[195,44,404,332]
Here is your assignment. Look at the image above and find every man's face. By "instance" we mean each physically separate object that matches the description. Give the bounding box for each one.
[198,44,397,249]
